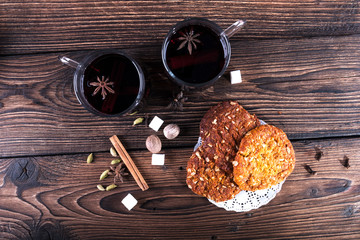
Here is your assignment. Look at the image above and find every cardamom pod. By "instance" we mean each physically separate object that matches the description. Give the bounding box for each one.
[133,117,144,126]
[99,169,109,180]
[106,184,117,191]
[87,153,94,164]
[97,184,105,191]
[111,159,121,165]
[129,111,138,116]
[110,147,117,157]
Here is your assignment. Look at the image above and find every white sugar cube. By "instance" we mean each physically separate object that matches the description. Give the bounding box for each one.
[230,70,242,84]
[121,193,138,211]
[152,153,165,165]
[149,116,164,132]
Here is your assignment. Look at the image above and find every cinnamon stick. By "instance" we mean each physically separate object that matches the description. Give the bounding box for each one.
[109,135,149,191]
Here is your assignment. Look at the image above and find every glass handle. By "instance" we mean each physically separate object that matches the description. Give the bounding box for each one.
[58,56,79,69]
[221,19,246,39]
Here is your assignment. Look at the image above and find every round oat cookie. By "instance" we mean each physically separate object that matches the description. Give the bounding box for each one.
[186,144,241,202]
[233,125,295,191]
[200,101,259,144]
[186,101,261,202]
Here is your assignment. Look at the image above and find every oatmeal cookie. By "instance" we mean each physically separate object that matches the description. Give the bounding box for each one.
[233,125,295,191]
[200,101,259,143]
[186,145,240,202]
[186,101,260,202]
[199,101,260,174]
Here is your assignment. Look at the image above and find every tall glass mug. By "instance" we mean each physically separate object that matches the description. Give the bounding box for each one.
[161,18,245,88]
[59,49,145,116]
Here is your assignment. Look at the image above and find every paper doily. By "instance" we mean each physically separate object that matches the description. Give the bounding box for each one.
[194,120,285,212]
[208,180,284,212]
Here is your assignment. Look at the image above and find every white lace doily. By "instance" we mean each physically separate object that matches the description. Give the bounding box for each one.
[194,119,285,212]
[208,180,284,212]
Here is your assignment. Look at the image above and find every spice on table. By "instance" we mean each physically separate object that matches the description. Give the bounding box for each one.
[97,184,105,191]
[111,159,121,165]
[166,90,188,111]
[129,111,138,116]
[163,124,180,139]
[110,135,149,191]
[87,153,94,164]
[146,135,162,153]
[340,155,350,168]
[112,162,129,184]
[314,147,323,161]
[304,164,317,175]
[110,147,118,157]
[99,169,110,180]
[106,184,117,191]
[133,117,144,126]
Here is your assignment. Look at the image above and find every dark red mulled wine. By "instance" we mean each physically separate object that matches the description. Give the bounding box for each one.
[166,25,225,84]
[162,18,231,88]
[82,54,141,115]
[67,49,146,116]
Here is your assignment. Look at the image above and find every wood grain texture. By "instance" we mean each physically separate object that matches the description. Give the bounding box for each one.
[0,35,359,157]
[0,137,359,239]
[0,0,359,55]
[1,1,360,238]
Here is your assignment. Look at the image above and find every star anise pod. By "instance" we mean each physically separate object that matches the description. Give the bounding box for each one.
[110,162,129,184]
[90,76,115,100]
[177,27,201,55]
[166,90,188,111]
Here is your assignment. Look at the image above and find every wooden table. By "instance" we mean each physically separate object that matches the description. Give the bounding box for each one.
[0,1,359,239]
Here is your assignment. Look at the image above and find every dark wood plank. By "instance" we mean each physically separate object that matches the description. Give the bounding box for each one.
[0,36,360,157]
[0,0,359,55]
[0,137,359,239]
[1,35,360,157]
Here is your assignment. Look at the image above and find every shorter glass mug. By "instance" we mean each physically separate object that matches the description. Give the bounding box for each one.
[161,18,245,88]
[59,49,145,116]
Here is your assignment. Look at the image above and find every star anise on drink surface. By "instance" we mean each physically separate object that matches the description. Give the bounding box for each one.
[109,162,129,184]
[90,76,115,100]
[177,28,201,55]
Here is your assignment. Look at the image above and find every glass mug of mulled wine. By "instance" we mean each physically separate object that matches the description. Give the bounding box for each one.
[161,18,245,88]
[59,49,145,116]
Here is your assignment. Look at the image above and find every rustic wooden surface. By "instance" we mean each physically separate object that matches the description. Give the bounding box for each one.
[0,0,359,239]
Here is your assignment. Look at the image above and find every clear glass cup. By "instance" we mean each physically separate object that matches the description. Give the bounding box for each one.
[161,18,245,88]
[59,49,146,116]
